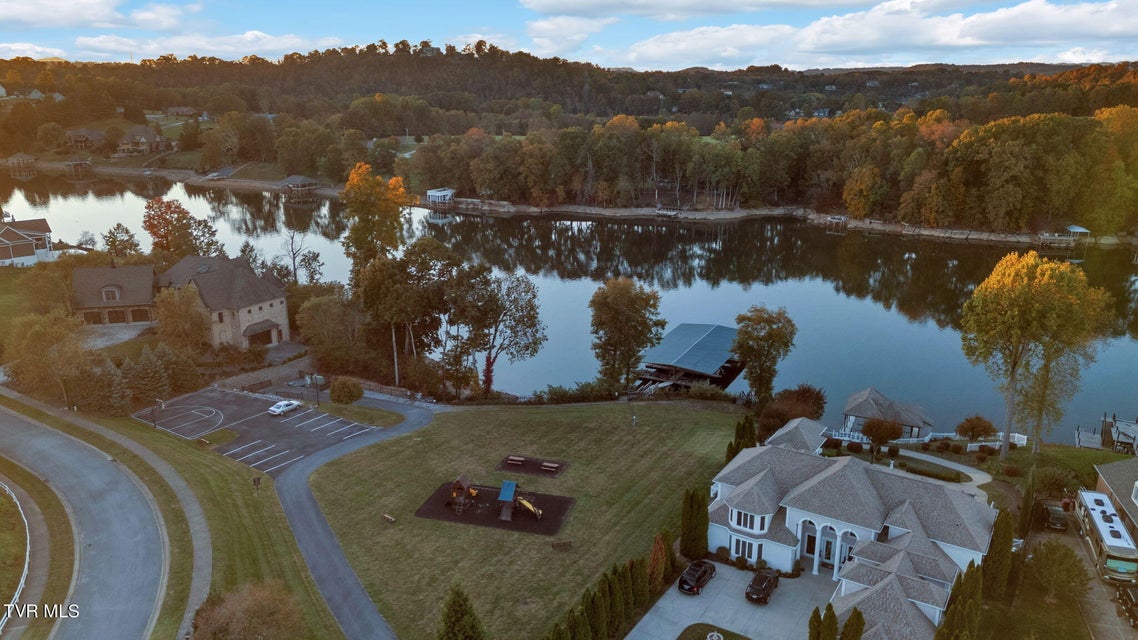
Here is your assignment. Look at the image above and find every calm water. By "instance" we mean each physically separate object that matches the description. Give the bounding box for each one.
[4,173,1137,444]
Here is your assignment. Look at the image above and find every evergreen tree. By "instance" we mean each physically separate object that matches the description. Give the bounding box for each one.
[1019,466,1036,537]
[808,607,822,640]
[618,563,634,617]
[631,557,650,607]
[154,342,202,394]
[661,527,678,577]
[840,608,865,640]
[820,603,838,640]
[567,609,591,640]
[983,509,1014,601]
[680,489,698,558]
[548,622,570,640]
[587,587,608,640]
[435,585,487,640]
[725,440,740,464]
[102,361,133,416]
[606,571,626,632]
[129,346,171,403]
[692,489,709,558]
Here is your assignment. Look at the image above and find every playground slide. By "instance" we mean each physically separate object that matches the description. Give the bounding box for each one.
[517,496,543,520]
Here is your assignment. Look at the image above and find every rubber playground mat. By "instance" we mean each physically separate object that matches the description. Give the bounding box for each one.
[415,482,575,536]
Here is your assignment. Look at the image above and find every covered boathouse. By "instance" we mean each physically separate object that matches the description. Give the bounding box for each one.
[635,323,744,391]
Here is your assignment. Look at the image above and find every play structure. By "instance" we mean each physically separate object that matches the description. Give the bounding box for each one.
[497,480,543,521]
[448,474,479,515]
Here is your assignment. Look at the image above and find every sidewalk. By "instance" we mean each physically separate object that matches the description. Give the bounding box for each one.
[898,449,993,504]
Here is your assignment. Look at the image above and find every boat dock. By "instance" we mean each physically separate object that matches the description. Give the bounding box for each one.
[1078,416,1138,453]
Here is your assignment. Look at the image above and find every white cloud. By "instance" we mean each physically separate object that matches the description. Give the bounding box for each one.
[526,16,617,56]
[75,31,343,58]
[1052,47,1112,64]
[521,0,873,20]
[0,0,121,28]
[454,32,519,51]
[0,42,68,58]
[624,23,796,68]
[127,4,188,30]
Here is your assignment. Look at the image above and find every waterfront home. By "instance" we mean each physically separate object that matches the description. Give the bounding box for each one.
[0,218,56,266]
[843,387,934,440]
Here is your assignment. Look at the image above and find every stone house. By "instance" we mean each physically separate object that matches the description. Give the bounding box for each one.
[159,256,289,349]
[72,264,156,324]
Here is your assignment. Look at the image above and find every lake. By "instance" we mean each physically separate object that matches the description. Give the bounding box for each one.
[3,172,1137,445]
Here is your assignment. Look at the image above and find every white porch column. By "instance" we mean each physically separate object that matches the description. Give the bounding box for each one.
[812,536,821,575]
[832,540,842,581]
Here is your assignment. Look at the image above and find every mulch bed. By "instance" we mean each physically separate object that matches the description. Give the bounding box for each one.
[414,482,575,536]
[494,455,569,478]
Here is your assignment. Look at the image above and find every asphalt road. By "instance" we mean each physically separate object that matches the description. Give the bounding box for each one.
[0,407,164,640]
[274,392,438,640]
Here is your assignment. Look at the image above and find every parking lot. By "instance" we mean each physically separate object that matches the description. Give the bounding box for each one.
[133,386,380,476]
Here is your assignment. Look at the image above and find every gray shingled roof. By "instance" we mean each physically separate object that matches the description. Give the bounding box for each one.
[72,265,156,309]
[640,323,738,376]
[783,457,888,530]
[1096,457,1138,528]
[831,575,938,640]
[724,469,782,516]
[709,498,799,547]
[765,417,828,454]
[160,256,285,312]
[844,387,933,429]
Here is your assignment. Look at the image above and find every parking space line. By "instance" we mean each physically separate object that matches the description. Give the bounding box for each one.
[310,418,343,432]
[263,455,305,473]
[225,439,263,456]
[223,411,271,431]
[342,428,374,441]
[280,409,314,423]
[326,423,356,436]
[250,449,292,467]
[295,414,328,428]
[236,444,275,461]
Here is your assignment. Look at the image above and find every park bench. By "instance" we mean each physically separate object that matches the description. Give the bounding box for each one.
[551,540,572,550]
[541,462,560,472]
[507,456,526,465]
[382,514,396,524]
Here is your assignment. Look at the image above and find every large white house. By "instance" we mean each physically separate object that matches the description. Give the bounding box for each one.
[708,418,995,640]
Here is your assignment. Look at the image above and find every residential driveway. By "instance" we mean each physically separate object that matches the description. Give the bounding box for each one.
[0,406,164,640]
[134,386,382,476]
[625,564,837,640]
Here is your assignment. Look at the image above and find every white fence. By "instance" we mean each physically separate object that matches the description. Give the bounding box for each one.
[825,429,1029,448]
[0,480,31,634]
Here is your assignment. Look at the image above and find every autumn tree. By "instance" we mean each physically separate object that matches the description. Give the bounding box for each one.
[467,272,547,396]
[142,197,225,260]
[341,162,416,284]
[435,585,487,640]
[588,277,666,387]
[192,581,303,640]
[861,418,903,463]
[961,251,1112,458]
[152,285,210,354]
[102,223,142,256]
[955,415,996,442]
[296,294,371,375]
[733,305,797,406]
[4,311,86,405]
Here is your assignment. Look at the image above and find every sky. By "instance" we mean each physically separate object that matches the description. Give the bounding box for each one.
[0,0,1136,72]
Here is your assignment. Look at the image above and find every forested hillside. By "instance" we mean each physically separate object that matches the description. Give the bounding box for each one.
[2,46,1138,233]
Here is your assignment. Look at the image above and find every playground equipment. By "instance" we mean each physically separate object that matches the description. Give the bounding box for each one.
[497,480,543,521]
[449,474,479,515]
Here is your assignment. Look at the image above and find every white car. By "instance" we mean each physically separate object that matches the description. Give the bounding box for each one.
[267,400,302,416]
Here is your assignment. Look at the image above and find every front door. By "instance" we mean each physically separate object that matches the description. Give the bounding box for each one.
[805,534,816,556]
[822,539,834,566]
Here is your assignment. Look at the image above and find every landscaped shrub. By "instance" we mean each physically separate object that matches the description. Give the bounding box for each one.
[1003,464,1022,477]
[936,441,951,452]
[822,438,842,450]
[906,466,964,483]
[950,443,964,455]
[975,453,988,464]
[887,445,899,458]
[733,555,748,570]
[715,547,730,563]
[1009,442,1018,450]
[681,382,733,402]
[979,445,996,456]
[920,442,931,451]
[846,441,864,454]
[329,378,363,404]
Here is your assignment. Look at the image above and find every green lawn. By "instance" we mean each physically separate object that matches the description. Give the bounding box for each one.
[678,624,751,640]
[980,583,1091,640]
[0,456,73,640]
[95,415,342,639]
[232,162,287,182]
[0,486,27,615]
[158,150,203,170]
[0,267,22,357]
[907,442,1128,490]
[0,396,192,640]
[316,402,403,428]
[311,401,743,640]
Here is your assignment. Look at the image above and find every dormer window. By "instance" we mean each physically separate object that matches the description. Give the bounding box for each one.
[101,287,119,302]
[734,511,755,530]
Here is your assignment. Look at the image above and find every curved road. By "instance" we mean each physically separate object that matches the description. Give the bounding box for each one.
[0,407,164,640]
[275,393,438,640]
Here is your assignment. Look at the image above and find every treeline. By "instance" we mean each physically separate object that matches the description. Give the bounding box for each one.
[401,106,1138,233]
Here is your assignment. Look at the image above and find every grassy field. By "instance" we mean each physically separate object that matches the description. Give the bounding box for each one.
[0,267,25,349]
[980,583,1091,640]
[316,402,404,427]
[94,415,343,639]
[0,396,192,640]
[0,486,26,615]
[0,456,73,640]
[311,401,744,640]
[905,441,1129,490]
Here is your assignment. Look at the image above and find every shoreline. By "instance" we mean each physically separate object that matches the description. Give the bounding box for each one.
[23,162,1136,249]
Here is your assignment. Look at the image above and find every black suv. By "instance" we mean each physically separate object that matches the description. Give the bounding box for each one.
[677,560,716,595]
[1118,585,1138,627]
[745,569,780,604]
[1037,500,1069,531]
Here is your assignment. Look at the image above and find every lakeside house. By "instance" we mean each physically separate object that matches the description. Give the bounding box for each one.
[72,264,157,325]
[708,432,996,640]
[117,125,169,155]
[66,127,106,151]
[158,256,289,349]
[0,218,57,266]
[842,387,934,440]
